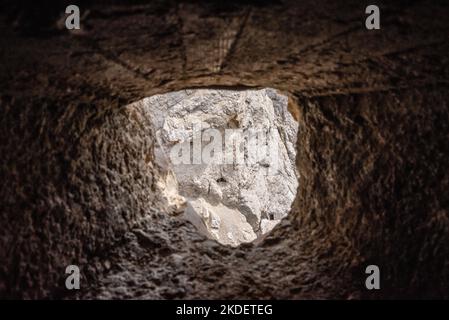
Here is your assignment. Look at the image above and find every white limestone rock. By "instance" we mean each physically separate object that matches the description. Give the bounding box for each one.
[140,88,298,246]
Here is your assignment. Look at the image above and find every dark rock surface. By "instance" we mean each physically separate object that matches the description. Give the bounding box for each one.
[0,0,448,299]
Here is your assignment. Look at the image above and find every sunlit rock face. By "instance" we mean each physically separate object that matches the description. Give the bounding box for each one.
[137,88,298,246]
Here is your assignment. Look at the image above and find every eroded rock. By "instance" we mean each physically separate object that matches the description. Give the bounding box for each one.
[134,88,298,246]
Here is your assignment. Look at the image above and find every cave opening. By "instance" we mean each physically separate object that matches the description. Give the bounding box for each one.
[133,88,299,247]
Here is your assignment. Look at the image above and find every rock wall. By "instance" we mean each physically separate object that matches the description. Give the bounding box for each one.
[0,0,448,299]
[135,88,298,246]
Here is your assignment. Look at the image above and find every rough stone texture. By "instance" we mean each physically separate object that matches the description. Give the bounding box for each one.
[136,88,298,246]
[0,0,448,299]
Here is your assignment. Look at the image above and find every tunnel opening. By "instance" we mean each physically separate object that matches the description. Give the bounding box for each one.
[131,88,299,246]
